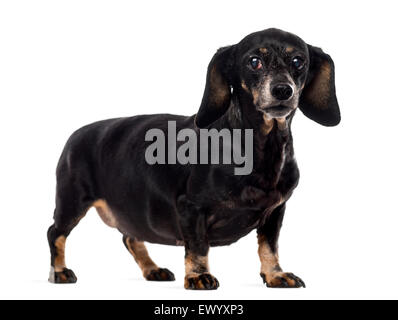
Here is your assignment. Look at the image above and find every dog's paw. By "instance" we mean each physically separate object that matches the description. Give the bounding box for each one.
[184,273,219,290]
[146,268,175,281]
[260,272,305,288]
[49,267,77,284]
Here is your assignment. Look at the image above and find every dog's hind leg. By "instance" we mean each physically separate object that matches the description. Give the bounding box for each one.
[47,224,78,284]
[122,236,175,281]
[47,174,94,283]
[47,203,90,284]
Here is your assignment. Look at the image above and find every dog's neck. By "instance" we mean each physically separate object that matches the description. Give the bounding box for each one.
[221,93,294,139]
[217,93,295,175]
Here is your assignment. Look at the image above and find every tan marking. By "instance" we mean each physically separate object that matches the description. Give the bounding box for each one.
[276,118,287,130]
[258,234,280,275]
[265,272,297,287]
[125,237,158,277]
[261,114,274,135]
[305,62,331,108]
[252,88,260,105]
[185,253,209,277]
[196,280,205,289]
[210,66,229,106]
[93,199,118,228]
[258,235,303,287]
[259,48,268,54]
[184,253,211,289]
[241,80,250,93]
[285,47,294,53]
[59,273,67,282]
[278,194,285,207]
[54,236,66,272]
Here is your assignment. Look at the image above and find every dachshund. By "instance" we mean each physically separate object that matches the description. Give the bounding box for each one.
[47,28,340,289]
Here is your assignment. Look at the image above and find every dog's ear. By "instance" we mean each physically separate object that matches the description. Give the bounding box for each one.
[299,45,341,126]
[195,45,235,128]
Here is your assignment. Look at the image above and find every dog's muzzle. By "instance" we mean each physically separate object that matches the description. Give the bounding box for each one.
[263,105,293,118]
[262,82,296,117]
[271,83,294,101]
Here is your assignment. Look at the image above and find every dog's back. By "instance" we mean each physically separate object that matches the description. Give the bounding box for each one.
[54,114,193,242]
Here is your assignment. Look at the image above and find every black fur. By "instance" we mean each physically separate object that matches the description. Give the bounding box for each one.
[47,28,340,287]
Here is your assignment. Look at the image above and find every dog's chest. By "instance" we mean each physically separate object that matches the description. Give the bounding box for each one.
[207,143,297,240]
[241,157,291,210]
[238,136,292,208]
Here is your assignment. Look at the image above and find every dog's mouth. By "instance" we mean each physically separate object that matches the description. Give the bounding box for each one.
[262,105,293,118]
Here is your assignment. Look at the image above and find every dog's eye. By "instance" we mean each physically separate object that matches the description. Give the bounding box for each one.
[292,57,305,70]
[250,57,262,70]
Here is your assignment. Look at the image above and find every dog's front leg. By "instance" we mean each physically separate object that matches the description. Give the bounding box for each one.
[257,203,305,288]
[177,195,219,290]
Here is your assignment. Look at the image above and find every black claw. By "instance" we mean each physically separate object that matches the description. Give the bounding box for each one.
[159,268,174,279]
[166,269,176,281]
[286,272,305,288]
[260,273,267,284]
[279,277,289,288]
[201,274,211,289]
[286,273,299,287]
[295,279,304,288]
[211,275,219,289]
[188,278,195,289]
[205,274,218,290]
[64,268,75,279]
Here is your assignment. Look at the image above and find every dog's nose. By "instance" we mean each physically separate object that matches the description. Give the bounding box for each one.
[271,83,294,101]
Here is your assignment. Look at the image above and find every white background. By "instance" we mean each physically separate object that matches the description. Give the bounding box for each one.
[0,0,397,300]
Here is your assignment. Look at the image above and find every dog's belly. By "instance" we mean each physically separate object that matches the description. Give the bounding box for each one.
[103,186,287,247]
[100,172,291,247]
[113,206,273,247]
[105,199,268,247]
[207,207,266,246]
[108,203,183,246]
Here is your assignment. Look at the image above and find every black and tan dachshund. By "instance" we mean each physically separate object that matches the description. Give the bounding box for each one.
[47,28,340,289]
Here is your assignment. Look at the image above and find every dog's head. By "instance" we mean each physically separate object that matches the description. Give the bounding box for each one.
[195,28,340,128]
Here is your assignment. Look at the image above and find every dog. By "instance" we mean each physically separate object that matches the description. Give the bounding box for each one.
[47,28,340,289]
